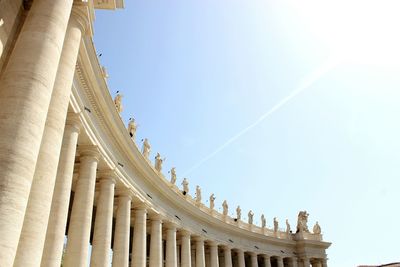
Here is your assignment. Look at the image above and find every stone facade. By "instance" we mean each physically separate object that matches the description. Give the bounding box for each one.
[0,1,330,267]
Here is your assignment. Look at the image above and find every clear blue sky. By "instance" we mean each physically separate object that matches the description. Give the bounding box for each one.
[93,1,400,266]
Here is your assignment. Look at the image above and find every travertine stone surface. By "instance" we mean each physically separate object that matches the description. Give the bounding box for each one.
[14,11,85,267]
[149,218,163,267]
[251,253,258,267]
[195,238,205,267]
[209,242,219,267]
[90,177,116,267]
[131,208,147,267]
[237,250,245,267]
[276,256,284,267]
[41,117,81,267]
[64,147,100,267]
[180,231,191,267]
[0,0,73,265]
[112,195,132,267]
[223,246,232,267]
[165,226,177,267]
[263,255,271,267]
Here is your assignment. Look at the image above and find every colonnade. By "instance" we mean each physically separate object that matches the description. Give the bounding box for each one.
[0,1,329,266]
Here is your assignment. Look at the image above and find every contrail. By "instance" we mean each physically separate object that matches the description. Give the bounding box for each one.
[182,60,338,176]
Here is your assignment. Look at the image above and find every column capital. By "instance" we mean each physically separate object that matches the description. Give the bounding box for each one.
[71,4,93,36]
[207,240,218,247]
[164,222,178,231]
[263,254,271,259]
[179,229,192,237]
[97,170,118,183]
[193,236,205,242]
[79,145,101,162]
[115,188,132,200]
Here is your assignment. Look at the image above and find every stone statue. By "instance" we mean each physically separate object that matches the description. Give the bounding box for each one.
[101,66,109,80]
[127,118,137,140]
[273,217,279,232]
[222,200,228,216]
[236,206,241,220]
[313,221,321,234]
[154,153,164,172]
[286,219,291,233]
[114,93,123,113]
[261,214,266,228]
[142,138,151,159]
[170,167,177,184]
[296,211,310,233]
[209,194,216,210]
[182,178,189,194]
[248,210,254,225]
[195,185,202,203]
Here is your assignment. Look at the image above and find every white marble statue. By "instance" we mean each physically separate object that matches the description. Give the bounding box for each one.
[236,206,241,220]
[222,200,228,216]
[296,210,310,233]
[209,194,216,210]
[273,217,279,232]
[261,214,266,228]
[101,66,109,80]
[127,118,137,140]
[170,167,177,184]
[286,219,291,233]
[182,178,189,194]
[195,185,202,203]
[142,138,151,159]
[154,153,164,172]
[114,93,123,113]
[313,221,321,234]
[248,210,254,225]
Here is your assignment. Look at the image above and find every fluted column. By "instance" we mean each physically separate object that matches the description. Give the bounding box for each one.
[263,255,271,267]
[112,194,132,267]
[90,176,116,267]
[131,208,147,267]
[251,253,258,267]
[195,237,205,267]
[209,241,219,267]
[276,256,284,267]
[149,218,163,267]
[237,250,245,267]
[64,147,100,267]
[165,225,177,267]
[41,115,81,267]
[0,0,74,265]
[223,246,232,267]
[180,231,191,267]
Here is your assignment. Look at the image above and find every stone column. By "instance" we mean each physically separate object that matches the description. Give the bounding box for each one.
[237,250,245,267]
[0,0,73,265]
[195,237,205,267]
[303,258,311,267]
[63,147,100,267]
[15,9,88,265]
[209,241,219,267]
[292,257,298,267]
[223,246,232,267]
[263,255,271,267]
[41,115,81,267]
[149,218,163,267]
[313,262,322,267]
[90,176,116,267]
[276,256,284,267]
[165,225,177,267]
[112,194,132,267]
[321,258,328,267]
[251,253,258,267]
[180,231,191,267]
[131,208,147,267]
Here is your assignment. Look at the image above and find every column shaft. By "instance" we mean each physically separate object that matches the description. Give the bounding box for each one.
[195,239,205,267]
[251,253,258,267]
[112,195,132,267]
[303,259,311,267]
[263,256,271,267]
[41,118,80,267]
[131,209,147,267]
[292,258,298,267]
[321,259,328,267]
[63,149,99,267]
[14,12,85,267]
[223,247,232,267]
[277,257,284,267]
[0,0,73,264]
[209,243,219,267]
[165,227,177,267]
[237,250,245,267]
[180,232,191,267]
[90,177,116,267]
[149,219,163,267]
